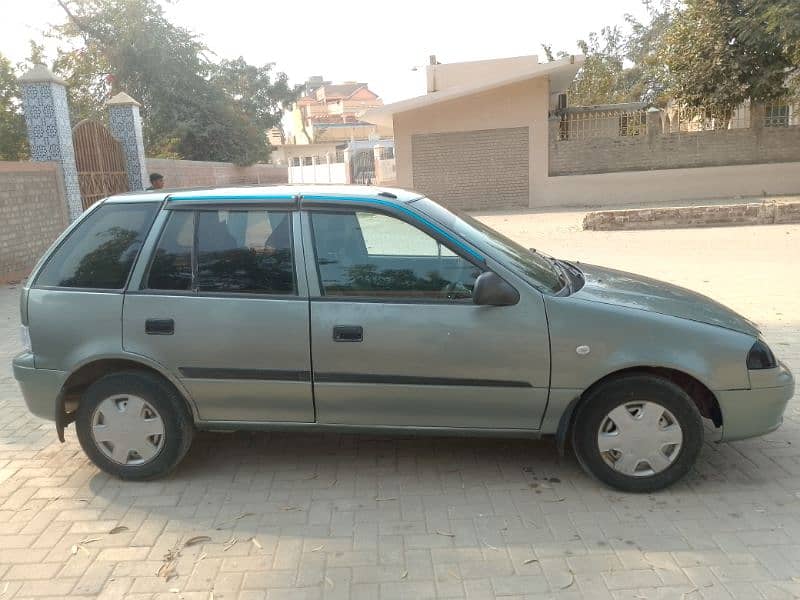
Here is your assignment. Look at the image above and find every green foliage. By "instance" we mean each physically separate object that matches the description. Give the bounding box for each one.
[739,0,800,98]
[661,0,792,117]
[547,1,676,107]
[570,27,630,106]
[0,53,29,161]
[50,0,297,165]
[548,0,797,111]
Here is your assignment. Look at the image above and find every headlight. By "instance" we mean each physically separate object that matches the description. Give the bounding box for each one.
[20,325,31,353]
[746,339,776,370]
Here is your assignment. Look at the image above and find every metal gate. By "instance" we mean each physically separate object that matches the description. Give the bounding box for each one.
[349,150,375,185]
[72,119,129,210]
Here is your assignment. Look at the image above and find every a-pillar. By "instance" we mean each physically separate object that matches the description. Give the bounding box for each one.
[19,65,83,220]
[106,92,148,191]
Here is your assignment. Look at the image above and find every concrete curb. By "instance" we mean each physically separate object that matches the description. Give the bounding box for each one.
[583,200,800,231]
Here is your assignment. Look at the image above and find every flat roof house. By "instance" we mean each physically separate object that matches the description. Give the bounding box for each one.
[363,54,584,211]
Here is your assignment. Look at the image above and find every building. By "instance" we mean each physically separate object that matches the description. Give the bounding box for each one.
[270,77,395,185]
[363,54,584,211]
[287,78,390,145]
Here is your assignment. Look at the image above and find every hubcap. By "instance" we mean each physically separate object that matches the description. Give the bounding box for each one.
[91,394,165,465]
[597,401,683,477]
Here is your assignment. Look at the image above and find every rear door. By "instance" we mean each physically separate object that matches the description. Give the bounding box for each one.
[302,204,551,430]
[123,202,314,423]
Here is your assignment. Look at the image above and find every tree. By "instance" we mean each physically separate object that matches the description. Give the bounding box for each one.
[740,0,800,98]
[660,0,791,118]
[623,0,675,105]
[211,58,300,134]
[570,27,630,106]
[51,0,297,164]
[0,53,29,161]
[545,1,674,107]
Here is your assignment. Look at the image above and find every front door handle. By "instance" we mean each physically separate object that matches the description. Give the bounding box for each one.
[333,325,363,342]
[145,318,174,335]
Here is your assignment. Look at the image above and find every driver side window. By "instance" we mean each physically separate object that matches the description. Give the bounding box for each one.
[310,210,481,301]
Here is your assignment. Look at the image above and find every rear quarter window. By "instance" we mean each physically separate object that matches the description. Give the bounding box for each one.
[35,202,159,290]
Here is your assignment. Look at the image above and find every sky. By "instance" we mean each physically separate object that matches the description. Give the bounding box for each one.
[1,0,650,103]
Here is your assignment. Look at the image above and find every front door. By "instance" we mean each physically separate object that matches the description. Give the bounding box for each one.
[123,205,314,423]
[303,207,550,430]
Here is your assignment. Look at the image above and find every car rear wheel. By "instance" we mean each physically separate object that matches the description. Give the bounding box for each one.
[76,371,194,480]
[572,374,703,492]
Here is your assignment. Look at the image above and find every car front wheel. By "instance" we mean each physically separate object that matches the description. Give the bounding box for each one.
[572,374,703,492]
[76,371,194,480]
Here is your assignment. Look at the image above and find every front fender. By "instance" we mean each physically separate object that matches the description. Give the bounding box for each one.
[544,296,754,393]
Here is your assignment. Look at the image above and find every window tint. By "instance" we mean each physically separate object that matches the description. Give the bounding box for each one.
[311,211,480,300]
[147,210,193,291]
[196,210,294,294]
[36,203,158,289]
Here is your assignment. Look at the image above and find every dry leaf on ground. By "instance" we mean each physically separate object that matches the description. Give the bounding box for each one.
[184,535,212,547]
[435,530,456,537]
[109,526,129,535]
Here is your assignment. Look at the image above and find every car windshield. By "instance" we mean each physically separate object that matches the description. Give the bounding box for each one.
[411,197,565,293]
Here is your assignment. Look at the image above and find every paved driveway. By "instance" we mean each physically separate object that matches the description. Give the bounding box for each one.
[0,212,798,600]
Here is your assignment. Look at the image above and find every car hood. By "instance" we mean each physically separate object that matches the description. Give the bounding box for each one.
[569,263,760,336]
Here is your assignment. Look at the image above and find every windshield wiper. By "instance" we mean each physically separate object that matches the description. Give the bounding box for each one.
[529,247,570,293]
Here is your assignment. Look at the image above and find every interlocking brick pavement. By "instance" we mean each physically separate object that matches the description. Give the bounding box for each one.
[0,212,798,599]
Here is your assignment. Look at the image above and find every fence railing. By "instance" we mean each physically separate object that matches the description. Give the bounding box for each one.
[765,100,799,128]
[557,109,647,141]
[667,104,751,132]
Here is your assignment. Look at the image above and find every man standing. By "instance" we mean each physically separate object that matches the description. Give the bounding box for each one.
[146,173,164,190]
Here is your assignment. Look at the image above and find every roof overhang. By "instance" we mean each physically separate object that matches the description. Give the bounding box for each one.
[362,55,584,127]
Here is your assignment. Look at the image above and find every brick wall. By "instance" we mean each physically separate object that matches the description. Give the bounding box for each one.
[145,159,287,189]
[0,162,70,283]
[550,122,800,176]
[412,127,529,211]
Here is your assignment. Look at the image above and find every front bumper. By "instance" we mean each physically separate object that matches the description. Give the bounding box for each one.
[12,353,66,422]
[717,362,795,442]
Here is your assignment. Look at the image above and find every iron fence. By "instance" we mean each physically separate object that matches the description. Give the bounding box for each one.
[558,109,647,141]
[668,104,750,133]
[765,100,799,127]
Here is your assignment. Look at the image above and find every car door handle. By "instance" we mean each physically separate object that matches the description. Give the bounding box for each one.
[145,318,174,335]
[333,325,363,342]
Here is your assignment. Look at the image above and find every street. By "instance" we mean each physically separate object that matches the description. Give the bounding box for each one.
[0,211,798,600]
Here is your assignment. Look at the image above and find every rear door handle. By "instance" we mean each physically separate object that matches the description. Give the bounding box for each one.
[145,318,174,335]
[333,325,363,342]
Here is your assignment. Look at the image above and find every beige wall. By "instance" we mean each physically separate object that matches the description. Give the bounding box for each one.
[428,55,540,92]
[0,162,70,283]
[145,159,287,189]
[536,161,800,208]
[394,77,550,202]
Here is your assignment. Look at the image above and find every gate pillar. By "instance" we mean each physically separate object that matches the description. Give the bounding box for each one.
[19,65,83,220]
[106,92,148,191]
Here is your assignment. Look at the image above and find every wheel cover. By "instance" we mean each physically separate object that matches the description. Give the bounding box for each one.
[597,401,683,477]
[91,394,165,466]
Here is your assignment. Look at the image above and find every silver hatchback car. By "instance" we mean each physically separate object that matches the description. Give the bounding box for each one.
[12,186,794,491]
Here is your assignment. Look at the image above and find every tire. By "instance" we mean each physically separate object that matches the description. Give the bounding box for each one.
[571,374,703,493]
[76,371,194,480]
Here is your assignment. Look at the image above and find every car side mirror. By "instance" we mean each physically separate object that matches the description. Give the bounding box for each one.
[473,272,519,306]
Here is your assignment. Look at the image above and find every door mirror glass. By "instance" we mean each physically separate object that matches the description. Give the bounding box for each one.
[472,272,519,306]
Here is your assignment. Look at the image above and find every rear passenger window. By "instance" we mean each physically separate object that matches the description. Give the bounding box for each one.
[36,203,158,290]
[197,210,294,294]
[146,209,295,295]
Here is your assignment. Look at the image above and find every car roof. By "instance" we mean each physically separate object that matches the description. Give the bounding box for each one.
[103,184,423,205]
